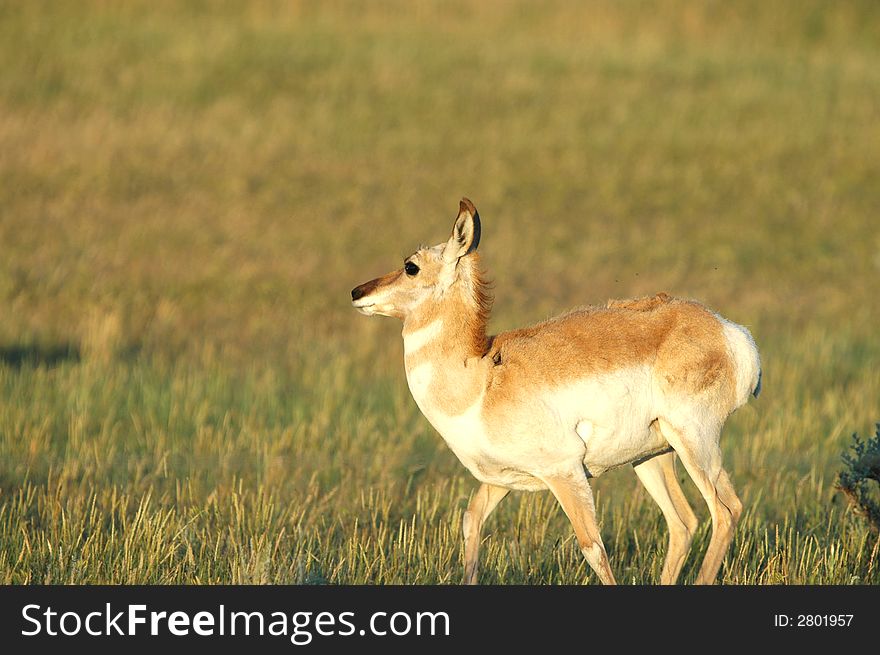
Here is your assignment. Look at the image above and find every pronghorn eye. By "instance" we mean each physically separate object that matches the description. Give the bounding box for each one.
[404,261,420,276]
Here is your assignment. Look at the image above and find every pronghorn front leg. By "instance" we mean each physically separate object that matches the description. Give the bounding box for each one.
[543,468,616,585]
[462,483,509,584]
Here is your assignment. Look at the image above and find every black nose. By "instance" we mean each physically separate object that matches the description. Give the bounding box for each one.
[351,286,365,301]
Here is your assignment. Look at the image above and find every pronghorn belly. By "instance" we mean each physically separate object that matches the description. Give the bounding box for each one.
[458,456,548,491]
[577,420,669,476]
[417,398,549,491]
[548,366,664,476]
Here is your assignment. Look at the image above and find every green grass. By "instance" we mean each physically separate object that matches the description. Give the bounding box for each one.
[1,0,879,584]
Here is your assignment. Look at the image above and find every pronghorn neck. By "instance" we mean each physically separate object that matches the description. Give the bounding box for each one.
[402,255,491,362]
[401,257,492,417]
[402,295,480,366]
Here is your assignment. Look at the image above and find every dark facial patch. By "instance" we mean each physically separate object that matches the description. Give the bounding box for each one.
[351,270,402,302]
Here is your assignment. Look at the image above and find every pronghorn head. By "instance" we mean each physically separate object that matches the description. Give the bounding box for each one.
[351,198,481,320]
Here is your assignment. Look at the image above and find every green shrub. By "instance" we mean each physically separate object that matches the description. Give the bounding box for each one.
[839,424,880,532]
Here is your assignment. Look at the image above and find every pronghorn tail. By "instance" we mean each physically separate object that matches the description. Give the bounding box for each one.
[720,318,762,408]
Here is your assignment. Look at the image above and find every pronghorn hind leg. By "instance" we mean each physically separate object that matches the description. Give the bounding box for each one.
[657,418,743,585]
[633,450,699,584]
[462,483,509,585]
[542,468,616,585]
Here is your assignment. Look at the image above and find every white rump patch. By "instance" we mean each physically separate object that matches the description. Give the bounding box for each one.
[719,318,761,406]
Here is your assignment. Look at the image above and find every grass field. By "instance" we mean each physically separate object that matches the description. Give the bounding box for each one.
[1,0,879,584]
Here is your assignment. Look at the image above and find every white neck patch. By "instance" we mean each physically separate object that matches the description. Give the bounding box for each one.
[403,319,444,355]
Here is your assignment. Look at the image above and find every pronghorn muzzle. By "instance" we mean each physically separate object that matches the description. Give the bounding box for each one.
[350,284,368,301]
[350,269,404,316]
[351,277,382,303]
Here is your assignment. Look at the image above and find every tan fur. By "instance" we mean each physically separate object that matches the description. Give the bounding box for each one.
[462,483,509,584]
[543,474,616,585]
[351,198,760,585]
[484,296,735,411]
[605,291,672,311]
[633,450,699,584]
[397,255,493,416]
[398,269,736,421]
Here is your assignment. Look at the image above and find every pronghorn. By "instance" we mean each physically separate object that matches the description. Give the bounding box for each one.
[351,198,761,585]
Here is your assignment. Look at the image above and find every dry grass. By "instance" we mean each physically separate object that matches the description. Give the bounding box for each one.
[1,0,879,584]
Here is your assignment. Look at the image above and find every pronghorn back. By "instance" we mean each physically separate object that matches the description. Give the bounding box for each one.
[485,293,759,415]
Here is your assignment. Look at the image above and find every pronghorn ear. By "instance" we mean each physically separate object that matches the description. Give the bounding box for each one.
[443,198,481,263]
